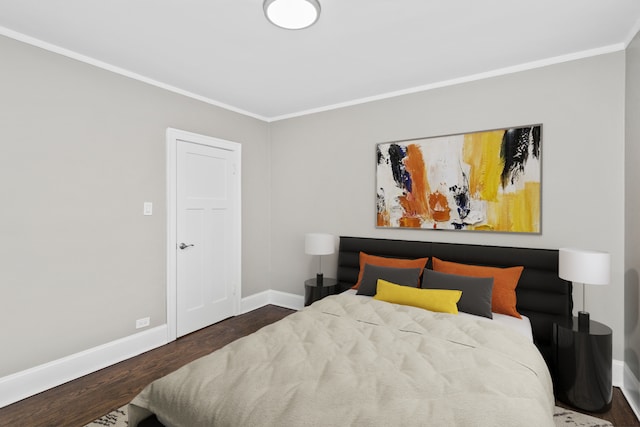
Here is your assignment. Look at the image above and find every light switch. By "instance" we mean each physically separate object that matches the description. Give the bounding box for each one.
[143,202,153,216]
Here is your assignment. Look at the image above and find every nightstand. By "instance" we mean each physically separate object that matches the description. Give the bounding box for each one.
[553,317,612,412]
[304,278,338,306]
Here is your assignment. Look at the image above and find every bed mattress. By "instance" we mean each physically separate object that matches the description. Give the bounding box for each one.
[129,293,554,427]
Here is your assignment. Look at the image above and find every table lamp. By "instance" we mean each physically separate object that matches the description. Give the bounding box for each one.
[558,247,610,330]
[304,233,334,286]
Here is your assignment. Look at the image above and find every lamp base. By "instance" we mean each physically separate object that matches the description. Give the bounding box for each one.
[316,273,324,287]
[578,311,590,331]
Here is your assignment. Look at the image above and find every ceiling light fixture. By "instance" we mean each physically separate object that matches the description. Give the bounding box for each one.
[264,0,321,30]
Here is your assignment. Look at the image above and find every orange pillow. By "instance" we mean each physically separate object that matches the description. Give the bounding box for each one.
[432,257,524,318]
[352,252,428,289]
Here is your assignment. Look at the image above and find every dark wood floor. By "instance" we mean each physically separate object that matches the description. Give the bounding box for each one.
[0,305,295,427]
[0,304,638,427]
[556,390,639,427]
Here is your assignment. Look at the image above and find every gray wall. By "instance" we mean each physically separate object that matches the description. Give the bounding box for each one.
[0,30,634,381]
[0,35,270,376]
[625,31,640,382]
[270,52,627,361]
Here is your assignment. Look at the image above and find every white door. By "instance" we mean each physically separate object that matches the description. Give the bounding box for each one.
[167,128,241,339]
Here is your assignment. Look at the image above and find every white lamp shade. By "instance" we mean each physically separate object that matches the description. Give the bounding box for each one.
[304,233,334,255]
[264,0,320,30]
[558,247,610,285]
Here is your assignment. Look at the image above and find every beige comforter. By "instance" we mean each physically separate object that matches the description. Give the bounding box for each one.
[129,294,555,427]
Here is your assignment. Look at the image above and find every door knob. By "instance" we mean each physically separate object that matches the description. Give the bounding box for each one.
[179,243,195,250]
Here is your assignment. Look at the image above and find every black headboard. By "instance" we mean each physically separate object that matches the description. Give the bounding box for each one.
[336,236,572,374]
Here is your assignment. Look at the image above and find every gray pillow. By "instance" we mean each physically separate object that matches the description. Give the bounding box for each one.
[356,264,422,297]
[421,269,494,319]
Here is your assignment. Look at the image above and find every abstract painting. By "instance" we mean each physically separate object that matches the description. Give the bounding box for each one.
[376,125,541,233]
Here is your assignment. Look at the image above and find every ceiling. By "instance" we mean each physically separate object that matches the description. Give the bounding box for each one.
[1,1,640,121]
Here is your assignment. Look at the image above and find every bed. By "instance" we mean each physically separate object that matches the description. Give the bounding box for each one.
[129,236,572,427]
[335,236,573,371]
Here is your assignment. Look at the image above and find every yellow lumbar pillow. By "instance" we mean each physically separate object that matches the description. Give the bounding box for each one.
[373,279,462,314]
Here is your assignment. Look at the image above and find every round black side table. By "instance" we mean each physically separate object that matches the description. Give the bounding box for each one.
[553,317,612,412]
[304,278,338,306]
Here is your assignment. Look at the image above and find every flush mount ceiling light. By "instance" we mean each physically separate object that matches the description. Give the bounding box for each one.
[264,0,321,30]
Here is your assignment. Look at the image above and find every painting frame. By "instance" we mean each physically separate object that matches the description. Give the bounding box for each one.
[376,125,542,234]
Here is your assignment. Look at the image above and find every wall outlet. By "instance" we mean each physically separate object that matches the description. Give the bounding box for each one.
[143,202,153,216]
[136,317,150,329]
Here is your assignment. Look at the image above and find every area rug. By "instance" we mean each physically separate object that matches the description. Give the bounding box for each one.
[85,405,614,427]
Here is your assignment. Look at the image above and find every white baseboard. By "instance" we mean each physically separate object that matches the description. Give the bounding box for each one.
[0,325,168,409]
[269,290,304,310]
[241,289,304,313]
[622,364,640,420]
[240,290,271,313]
[613,359,625,387]
[0,291,302,409]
